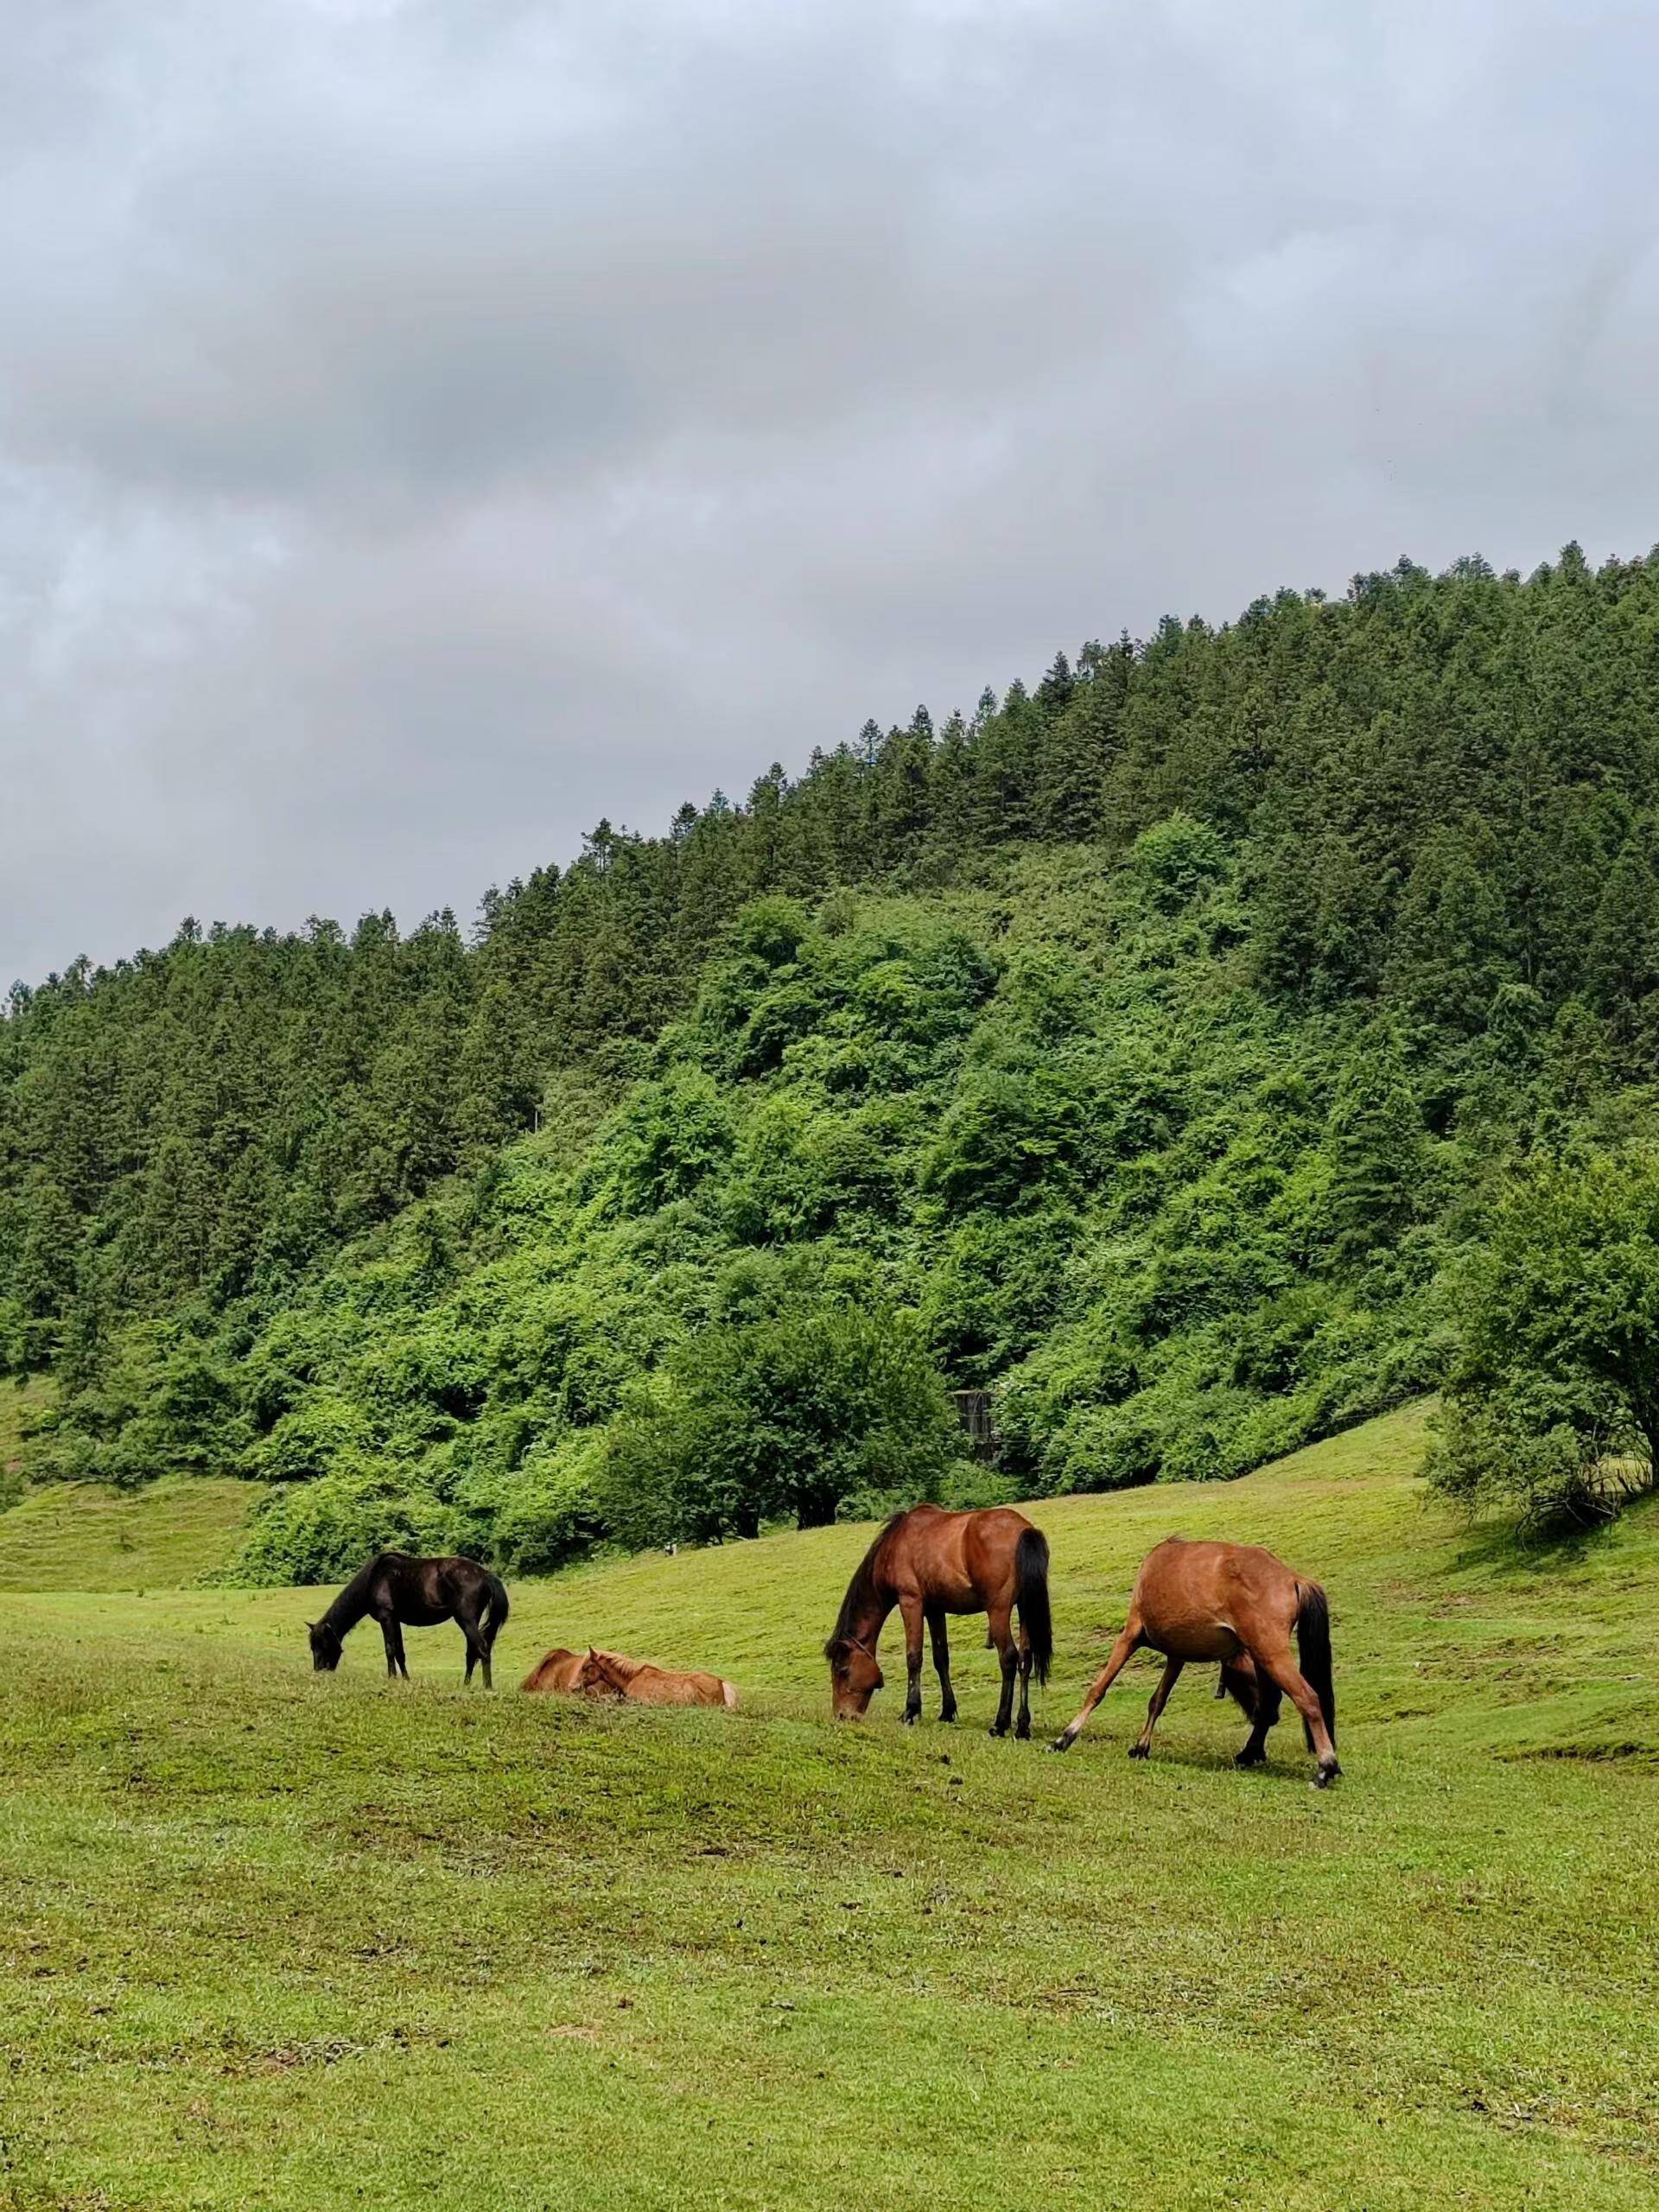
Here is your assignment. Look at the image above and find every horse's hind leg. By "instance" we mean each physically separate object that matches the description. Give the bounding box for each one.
[1129,1656,1184,1759]
[925,1603,957,1723]
[1252,1640,1339,1785]
[1014,1622,1036,1739]
[1051,1617,1143,1751]
[988,1607,1018,1738]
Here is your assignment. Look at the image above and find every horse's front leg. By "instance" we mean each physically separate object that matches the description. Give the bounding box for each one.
[988,1607,1017,1737]
[926,1603,957,1724]
[1051,1617,1144,1751]
[1128,1656,1184,1758]
[378,1617,404,1681]
[899,1594,925,1724]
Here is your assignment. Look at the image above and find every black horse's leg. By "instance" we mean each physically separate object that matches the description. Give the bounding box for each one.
[379,1616,401,1681]
[1014,1627,1034,1740]
[460,1603,493,1688]
[925,1603,956,1723]
[899,1593,925,1724]
[988,1611,1017,1737]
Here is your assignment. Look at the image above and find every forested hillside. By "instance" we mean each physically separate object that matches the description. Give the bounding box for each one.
[5,543,1659,1574]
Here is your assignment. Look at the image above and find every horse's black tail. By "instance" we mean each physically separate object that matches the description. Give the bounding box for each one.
[1014,1526,1052,1687]
[483,1573,511,1650]
[1295,1581,1336,1751]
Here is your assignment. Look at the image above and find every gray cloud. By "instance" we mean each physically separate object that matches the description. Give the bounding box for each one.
[3,0,1658,982]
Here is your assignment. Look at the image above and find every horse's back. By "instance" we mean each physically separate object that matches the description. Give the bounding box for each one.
[625,1664,730,1707]
[582,1655,735,1707]
[1135,1535,1303,1651]
[896,1502,1035,1607]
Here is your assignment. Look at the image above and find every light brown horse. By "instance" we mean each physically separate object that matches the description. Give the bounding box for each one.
[1051,1536,1339,1785]
[520,1646,587,1694]
[824,1504,1052,1736]
[576,1647,739,1708]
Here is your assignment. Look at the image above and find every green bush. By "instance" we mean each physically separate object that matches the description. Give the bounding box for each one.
[599,1298,957,1546]
[231,1470,464,1587]
[1427,1151,1659,1529]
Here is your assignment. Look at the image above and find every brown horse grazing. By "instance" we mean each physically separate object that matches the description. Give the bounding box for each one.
[1050,1536,1338,1784]
[824,1504,1053,1737]
[575,1647,739,1708]
[520,1647,587,1694]
[307,1552,509,1687]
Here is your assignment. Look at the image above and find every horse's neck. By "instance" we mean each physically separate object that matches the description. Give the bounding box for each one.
[848,1593,893,1651]
[322,1569,375,1637]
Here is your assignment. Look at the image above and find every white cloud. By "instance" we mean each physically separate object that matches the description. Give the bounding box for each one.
[3,0,1657,979]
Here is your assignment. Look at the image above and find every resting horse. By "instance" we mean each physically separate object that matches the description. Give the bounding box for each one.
[823,1503,1052,1737]
[307,1552,510,1686]
[520,1646,587,1694]
[1051,1536,1338,1785]
[575,1648,739,1708]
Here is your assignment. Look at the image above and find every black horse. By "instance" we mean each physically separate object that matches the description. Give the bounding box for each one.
[308,1552,510,1686]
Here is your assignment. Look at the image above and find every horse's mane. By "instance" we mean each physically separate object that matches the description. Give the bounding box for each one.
[318,1552,391,1634]
[824,1512,906,1656]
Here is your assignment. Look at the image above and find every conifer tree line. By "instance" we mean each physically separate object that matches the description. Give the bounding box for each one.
[4,541,1659,1555]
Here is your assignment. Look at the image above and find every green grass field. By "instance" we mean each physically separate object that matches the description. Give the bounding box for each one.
[2,1402,1656,2210]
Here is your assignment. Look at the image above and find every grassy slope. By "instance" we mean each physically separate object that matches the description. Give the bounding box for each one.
[2,1404,1656,2210]
[0,1476,252,1592]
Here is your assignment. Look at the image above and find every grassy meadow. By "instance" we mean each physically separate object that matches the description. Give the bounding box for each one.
[2,1402,1657,2209]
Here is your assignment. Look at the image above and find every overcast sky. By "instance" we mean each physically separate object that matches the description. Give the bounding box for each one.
[3,0,1657,985]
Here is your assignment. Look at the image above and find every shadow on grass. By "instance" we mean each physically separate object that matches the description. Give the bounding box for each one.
[1445,1484,1659,1583]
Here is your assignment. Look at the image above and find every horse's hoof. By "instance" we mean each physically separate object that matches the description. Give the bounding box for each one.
[1014,1720,1031,1740]
[988,1724,1008,1738]
[1128,1743,1150,1760]
[1235,1751,1265,1770]
[1312,1762,1341,1789]
[940,1711,957,1726]
[1049,1735,1072,1754]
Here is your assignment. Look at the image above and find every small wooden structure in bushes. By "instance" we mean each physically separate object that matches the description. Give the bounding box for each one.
[950,1389,998,1463]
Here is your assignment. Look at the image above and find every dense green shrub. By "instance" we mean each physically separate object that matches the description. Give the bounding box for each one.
[232,1471,463,1588]
[599,1297,958,1547]
[1427,1152,1659,1529]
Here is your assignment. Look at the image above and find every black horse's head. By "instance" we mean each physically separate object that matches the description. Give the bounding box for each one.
[308,1619,343,1672]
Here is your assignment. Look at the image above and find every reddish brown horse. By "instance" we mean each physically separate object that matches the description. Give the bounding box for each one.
[824,1504,1052,1736]
[520,1647,586,1694]
[575,1648,739,1708]
[1051,1536,1338,1784]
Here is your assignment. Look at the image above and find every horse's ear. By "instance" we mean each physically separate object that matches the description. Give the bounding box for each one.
[586,1645,597,1660]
